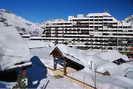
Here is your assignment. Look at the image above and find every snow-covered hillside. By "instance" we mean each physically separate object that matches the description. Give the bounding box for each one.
[0,9,43,37]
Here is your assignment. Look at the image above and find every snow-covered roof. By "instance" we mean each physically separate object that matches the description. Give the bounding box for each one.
[0,26,31,71]
[97,61,133,76]
[52,45,130,69]
[54,44,85,66]
[96,50,129,62]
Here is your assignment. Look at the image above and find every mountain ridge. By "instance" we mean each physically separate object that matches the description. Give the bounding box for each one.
[0,9,43,37]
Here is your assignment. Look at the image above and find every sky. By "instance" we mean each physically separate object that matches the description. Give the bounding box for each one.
[0,0,133,23]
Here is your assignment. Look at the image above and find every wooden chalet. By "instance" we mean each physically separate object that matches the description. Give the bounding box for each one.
[50,47,84,75]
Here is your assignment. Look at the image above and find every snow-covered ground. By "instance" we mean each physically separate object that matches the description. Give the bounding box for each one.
[28,42,133,89]
[1,38,133,89]
[38,45,133,89]
[38,76,83,89]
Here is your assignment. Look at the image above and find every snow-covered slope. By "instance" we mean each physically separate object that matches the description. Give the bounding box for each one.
[0,9,43,37]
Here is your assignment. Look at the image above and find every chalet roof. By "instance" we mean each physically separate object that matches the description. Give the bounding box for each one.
[50,44,84,66]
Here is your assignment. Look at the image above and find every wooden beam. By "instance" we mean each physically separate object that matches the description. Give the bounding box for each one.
[53,57,57,70]
[64,59,67,75]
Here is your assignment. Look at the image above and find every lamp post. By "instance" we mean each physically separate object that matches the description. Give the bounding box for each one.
[90,61,97,89]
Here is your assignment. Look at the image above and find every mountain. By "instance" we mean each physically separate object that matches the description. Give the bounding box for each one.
[0,9,43,37]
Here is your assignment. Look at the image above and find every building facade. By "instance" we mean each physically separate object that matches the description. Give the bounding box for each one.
[125,15,133,25]
[41,12,133,56]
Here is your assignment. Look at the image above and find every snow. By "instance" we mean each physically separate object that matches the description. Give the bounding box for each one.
[37,76,83,89]
[29,47,54,69]
[96,50,129,62]
[28,43,133,89]
[56,44,88,66]
[50,44,133,89]
[27,43,85,89]
[0,9,43,36]
[27,40,54,49]
[0,22,133,89]
[68,68,133,89]
[0,81,16,89]
[23,43,133,89]
[28,41,55,69]
[0,26,31,71]
[96,58,133,76]
[0,9,31,33]
[8,62,32,70]
[11,42,132,89]
[56,45,114,69]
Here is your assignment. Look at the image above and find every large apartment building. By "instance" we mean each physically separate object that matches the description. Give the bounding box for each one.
[125,15,133,25]
[41,12,133,56]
